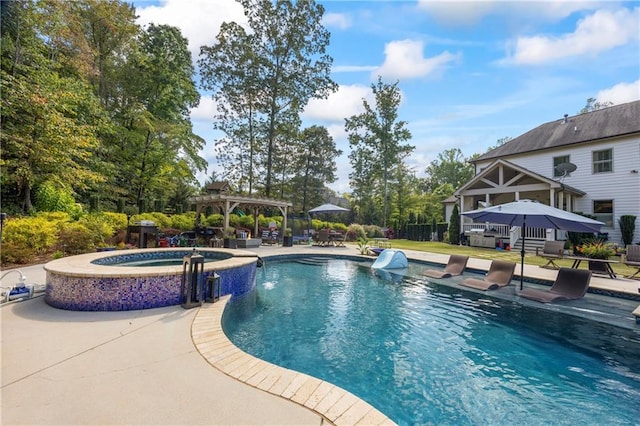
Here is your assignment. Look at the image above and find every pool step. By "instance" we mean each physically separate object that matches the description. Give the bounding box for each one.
[294,257,330,266]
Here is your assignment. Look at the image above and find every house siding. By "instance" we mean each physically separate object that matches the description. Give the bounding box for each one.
[474,136,640,244]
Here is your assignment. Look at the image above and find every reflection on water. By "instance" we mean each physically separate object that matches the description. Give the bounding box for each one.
[223,259,640,425]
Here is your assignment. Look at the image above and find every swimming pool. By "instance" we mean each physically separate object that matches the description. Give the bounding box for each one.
[223,258,640,425]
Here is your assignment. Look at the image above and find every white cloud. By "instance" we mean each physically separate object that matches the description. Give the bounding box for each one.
[136,0,246,58]
[505,8,640,65]
[190,96,217,121]
[417,0,611,26]
[596,80,640,104]
[373,39,460,80]
[303,84,374,122]
[323,12,351,30]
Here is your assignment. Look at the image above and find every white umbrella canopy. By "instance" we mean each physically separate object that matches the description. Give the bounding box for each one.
[308,203,350,213]
[461,199,605,289]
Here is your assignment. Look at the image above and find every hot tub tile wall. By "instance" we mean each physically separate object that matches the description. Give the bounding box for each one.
[45,250,258,311]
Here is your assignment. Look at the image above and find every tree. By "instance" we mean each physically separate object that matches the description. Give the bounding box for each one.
[1,0,106,213]
[345,76,414,227]
[423,148,474,192]
[448,203,460,245]
[579,97,613,114]
[115,24,206,207]
[199,0,337,197]
[288,125,341,212]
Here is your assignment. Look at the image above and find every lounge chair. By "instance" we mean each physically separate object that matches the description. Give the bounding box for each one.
[422,255,469,278]
[518,268,592,303]
[261,230,277,245]
[460,260,516,291]
[536,240,566,269]
[623,245,640,279]
[316,229,330,246]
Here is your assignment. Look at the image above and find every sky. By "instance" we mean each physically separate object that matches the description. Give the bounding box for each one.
[134,0,640,194]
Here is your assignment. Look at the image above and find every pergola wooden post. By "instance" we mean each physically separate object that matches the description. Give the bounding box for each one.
[189,194,292,239]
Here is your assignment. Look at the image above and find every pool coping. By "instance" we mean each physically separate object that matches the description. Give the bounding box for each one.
[43,247,258,277]
[192,296,395,426]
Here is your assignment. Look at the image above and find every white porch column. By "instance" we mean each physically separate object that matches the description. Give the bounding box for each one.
[549,189,556,208]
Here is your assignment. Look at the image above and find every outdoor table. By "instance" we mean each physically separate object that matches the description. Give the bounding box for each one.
[328,232,343,246]
[565,256,619,279]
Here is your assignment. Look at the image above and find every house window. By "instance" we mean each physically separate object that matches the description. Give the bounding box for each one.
[592,149,613,174]
[593,200,613,228]
[553,155,571,177]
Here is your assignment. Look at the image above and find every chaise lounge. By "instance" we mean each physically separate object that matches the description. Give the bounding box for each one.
[518,268,592,303]
[623,244,640,279]
[460,260,516,291]
[536,240,566,269]
[422,255,469,278]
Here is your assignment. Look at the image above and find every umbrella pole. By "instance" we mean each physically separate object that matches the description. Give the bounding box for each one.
[520,217,526,290]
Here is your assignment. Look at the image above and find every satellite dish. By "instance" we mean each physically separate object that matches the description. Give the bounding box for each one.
[556,162,577,177]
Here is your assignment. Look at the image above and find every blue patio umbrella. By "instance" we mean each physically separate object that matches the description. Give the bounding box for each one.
[462,199,604,289]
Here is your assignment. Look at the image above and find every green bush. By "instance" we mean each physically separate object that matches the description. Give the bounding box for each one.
[363,224,384,238]
[34,180,82,217]
[77,214,116,247]
[58,222,95,254]
[169,213,196,230]
[101,212,128,232]
[2,216,58,254]
[238,214,254,229]
[348,224,367,241]
[619,215,636,246]
[0,241,36,264]
[132,212,171,229]
[203,214,224,227]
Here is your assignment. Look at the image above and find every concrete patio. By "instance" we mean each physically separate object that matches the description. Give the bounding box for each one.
[2,244,639,425]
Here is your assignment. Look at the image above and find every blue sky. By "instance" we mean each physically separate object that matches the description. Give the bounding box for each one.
[134,1,640,194]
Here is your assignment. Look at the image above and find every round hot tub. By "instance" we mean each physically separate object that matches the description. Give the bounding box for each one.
[44,248,258,311]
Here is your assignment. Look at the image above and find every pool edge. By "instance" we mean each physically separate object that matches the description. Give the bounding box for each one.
[191,297,395,426]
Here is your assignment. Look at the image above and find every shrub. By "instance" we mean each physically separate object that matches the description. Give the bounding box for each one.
[0,241,36,264]
[619,215,636,246]
[169,213,196,230]
[34,180,81,216]
[238,214,254,229]
[58,222,95,254]
[2,216,58,254]
[203,214,224,227]
[363,224,384,238]
[77,214,116,247]
[347,224,367,241]
[101,212,128,232]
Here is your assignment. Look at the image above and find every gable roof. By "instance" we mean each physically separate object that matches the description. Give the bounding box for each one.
[455,158,585,196]
[473,100,640,162]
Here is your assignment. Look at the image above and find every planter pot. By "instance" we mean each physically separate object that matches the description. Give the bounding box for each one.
[283,236,293,247]
[588,260,609,274]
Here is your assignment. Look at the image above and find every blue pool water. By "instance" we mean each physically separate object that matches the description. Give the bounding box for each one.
[222,259,640,425]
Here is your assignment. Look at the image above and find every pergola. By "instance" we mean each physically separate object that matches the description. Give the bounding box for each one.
[189,194,293,237]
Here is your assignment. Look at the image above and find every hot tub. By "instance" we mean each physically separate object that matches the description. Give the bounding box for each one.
[44,248,258,311]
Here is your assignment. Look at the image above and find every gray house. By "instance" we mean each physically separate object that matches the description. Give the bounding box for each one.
[447,100,640,250]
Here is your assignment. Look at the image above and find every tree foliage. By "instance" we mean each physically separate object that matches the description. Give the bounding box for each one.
[345,77,414,226]
[423,148,474,193]
[199,0,337,197]
[1,1,205,215]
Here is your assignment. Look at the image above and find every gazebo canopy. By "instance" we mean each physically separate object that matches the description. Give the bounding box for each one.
[189,194,293,235]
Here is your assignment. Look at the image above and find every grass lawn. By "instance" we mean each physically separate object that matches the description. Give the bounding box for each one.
[384,240,638,278]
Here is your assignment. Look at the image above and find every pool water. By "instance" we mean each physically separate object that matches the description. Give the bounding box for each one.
[223,259,640,425]
[112,258,219,267]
